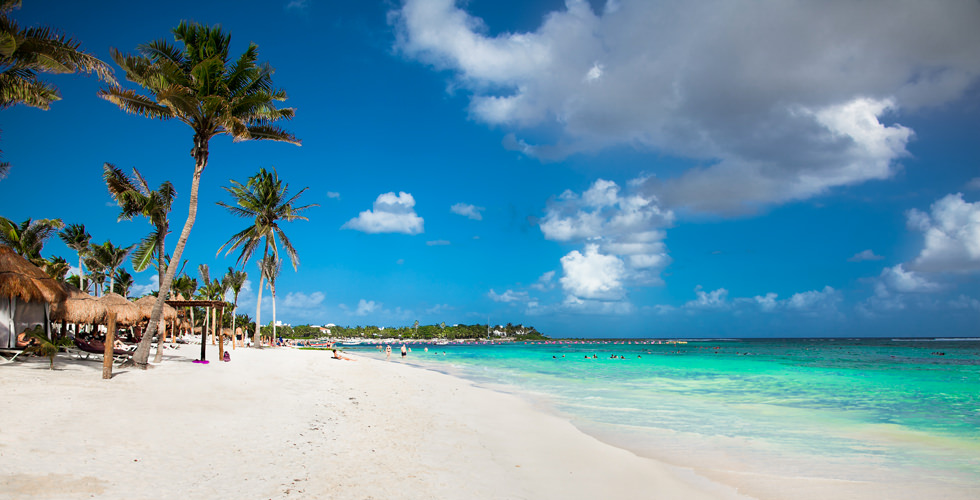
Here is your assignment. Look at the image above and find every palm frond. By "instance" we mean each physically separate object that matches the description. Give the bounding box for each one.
[98,87,173,119]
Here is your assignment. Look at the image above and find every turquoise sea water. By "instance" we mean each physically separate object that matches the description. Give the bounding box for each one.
[354,338,980,496]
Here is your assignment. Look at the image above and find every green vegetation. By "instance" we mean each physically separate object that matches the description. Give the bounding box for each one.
[276,323,548,341]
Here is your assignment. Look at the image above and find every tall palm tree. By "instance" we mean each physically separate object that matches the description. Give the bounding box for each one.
[217,167,315,346]
[222,267,247,347]
[260,254,281,343]
[89,240,134,295]
[59,223,91,292]
[0,216,63,265]
[99,22,299,368]
[0,0,115,177]
[103,162,176,296]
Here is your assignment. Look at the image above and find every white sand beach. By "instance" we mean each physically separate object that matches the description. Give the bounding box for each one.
[0,344,752,500]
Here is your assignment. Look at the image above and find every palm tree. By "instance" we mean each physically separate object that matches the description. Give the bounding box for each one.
[59,223,91,292]
[260,254,281,344]
[103,163,176,297]
[41,255,70,281]
[0,216,63,265]
[98,22,299,368]
[89,240,134,295]
[222,267,247,347]
[0,0,115,177]
[217,167,315,346]
[113,268,134,297]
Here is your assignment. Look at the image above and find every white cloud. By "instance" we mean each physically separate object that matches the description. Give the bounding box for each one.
[285,0,309,11]
[451,203,485,220]
[849,249,884,262]
[685,286,729,310]
[281,291,326,309]
[529,270,556,291]
[353,299,381,317]
[342,192,424,235]
[488,289,529,303]
[559,243,626,301]
[326,191,341,199]
[541,178,674,286]
[393,0,980,214]
[966,178,980,191]
[906,193,980,272]
[754,292,778,312]
[785,286,842,316]
[130,274,159,297]
[426,240,451,246]
[880,264,940,293]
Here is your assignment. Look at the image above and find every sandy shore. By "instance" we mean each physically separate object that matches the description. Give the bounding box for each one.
[0,344,752,500]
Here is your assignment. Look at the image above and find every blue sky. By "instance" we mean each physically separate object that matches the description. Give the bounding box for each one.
[3,0,979,337]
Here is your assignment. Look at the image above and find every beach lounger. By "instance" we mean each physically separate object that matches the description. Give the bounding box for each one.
[73,339,133,364]
[0,348,26,363]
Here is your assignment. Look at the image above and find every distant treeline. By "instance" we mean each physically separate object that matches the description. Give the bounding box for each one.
[271,323,548,340]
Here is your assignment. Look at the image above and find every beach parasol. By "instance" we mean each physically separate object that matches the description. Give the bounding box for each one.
[134,295,178,322]
[50,284,106,324]
[98,293,141,325]
[0,245,68,304]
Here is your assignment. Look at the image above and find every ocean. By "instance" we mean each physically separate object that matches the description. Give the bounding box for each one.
[352,338,980,498]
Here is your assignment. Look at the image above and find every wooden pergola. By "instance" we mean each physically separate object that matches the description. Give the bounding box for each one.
[165,299,227,361]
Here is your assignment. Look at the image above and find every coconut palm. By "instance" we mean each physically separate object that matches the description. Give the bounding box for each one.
[89,240,134,296]
[41,255,69,281]
[216,167,315,346]
[103,162,176,295]
[260,254,281,343]
[222,267,247,346]
[0,0,114,109]
[0,216,63,266]
[59,223,91,292]
[0,0,115,177]
[98,22,299,368]
[112,268,134,297]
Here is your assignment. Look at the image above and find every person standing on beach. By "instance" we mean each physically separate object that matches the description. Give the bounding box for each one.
[401,344,407,358]
[385,344,391,361]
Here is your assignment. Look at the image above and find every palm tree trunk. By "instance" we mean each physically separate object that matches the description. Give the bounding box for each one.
[130,150,206,368]
[152,236,167,364]
[78,256,85,293]
[230,296,238,350]
[253,274,264,347]
[271,286,277,345]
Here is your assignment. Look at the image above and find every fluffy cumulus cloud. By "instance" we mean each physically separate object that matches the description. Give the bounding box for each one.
[392,0,980,213]
[342,192,424,235]
[353,299,381,316]
[671,285,841,316]
[488,289,529,303]
[906,193,980,273]
[542,178,673,300]
[559,244,626,301]
[450,203,485,220]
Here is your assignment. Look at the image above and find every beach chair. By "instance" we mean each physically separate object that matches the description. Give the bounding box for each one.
[73,339,133,364]
[0,348,26,363]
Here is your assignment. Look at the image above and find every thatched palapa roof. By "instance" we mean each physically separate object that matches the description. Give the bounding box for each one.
[134,295,178,321]
[0,245,67,303]
[50,284,106,324]
[99,293,141,325]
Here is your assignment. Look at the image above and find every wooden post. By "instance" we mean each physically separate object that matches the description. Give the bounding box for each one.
[103,312,117,380]
[217,305,224,361]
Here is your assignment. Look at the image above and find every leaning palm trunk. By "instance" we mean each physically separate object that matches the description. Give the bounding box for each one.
[131,158,204,368]
[271,285,277,344]
[152,235,167,363]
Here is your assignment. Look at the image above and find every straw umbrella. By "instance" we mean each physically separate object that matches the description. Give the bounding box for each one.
[98,293,141,325]
[50,284,106,326]
[0,245,67,304]
[0,244,67,346]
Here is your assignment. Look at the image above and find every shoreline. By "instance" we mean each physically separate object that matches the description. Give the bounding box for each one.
[0,344,751,499]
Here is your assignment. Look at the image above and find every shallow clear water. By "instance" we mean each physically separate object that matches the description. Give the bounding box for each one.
[354,338,980,493]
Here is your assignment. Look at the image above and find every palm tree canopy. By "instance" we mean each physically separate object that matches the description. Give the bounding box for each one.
[217,167,316,270]
[0,0,116,110]
[59,223,91,253]
[103,162,176,272]
[98,21,299,162]
[223,267,247,297]
[0,216,63,264]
